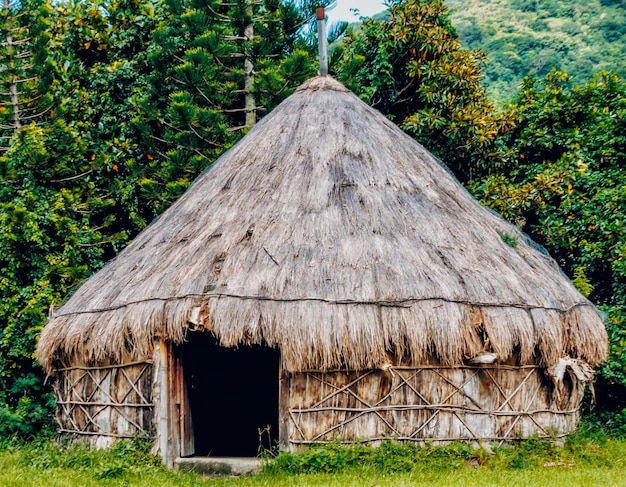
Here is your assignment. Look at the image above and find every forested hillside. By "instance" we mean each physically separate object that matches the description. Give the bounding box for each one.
[446,0,626,101]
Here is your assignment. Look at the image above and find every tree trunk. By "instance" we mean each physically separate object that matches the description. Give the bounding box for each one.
[3,0,21,133]
[243,5,256,127]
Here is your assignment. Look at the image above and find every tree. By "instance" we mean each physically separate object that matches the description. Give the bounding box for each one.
[0,0,163,436]
[0,123,107,436]
[133,0,324,218]
[0,0,52,148]
[470,70,625,307]
[333,0,510,182]
[49,0,167,235]
[468,70,626,421]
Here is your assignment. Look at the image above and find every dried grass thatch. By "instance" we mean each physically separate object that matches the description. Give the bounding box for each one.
[37,77,607,373]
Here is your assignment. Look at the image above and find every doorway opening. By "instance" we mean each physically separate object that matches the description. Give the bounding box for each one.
[181,332,280,457]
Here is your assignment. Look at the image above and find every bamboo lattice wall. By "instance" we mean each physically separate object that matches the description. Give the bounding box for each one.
[286,365,585,447]
[54,361,155,447]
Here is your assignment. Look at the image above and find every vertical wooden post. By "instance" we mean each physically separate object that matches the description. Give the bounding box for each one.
[177,347,195,457]
[157,341,172,467]
[170,345,183,460]
[278,364,290,451]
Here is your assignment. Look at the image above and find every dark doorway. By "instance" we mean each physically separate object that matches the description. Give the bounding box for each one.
[181,332,280,457]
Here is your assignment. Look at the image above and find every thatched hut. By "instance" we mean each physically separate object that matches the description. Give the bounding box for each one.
[37,76,607,465]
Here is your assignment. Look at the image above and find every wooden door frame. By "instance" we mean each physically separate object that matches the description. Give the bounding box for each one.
[173,343,195,457]
[159,338,289,464]
[156,340,194,466]
[278,367,290,451]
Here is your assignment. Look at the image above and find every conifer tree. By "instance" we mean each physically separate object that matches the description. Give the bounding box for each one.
[0,0,51,149]
[134,0,325,217]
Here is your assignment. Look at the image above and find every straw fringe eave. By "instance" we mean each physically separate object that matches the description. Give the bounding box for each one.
[36,296,608,374]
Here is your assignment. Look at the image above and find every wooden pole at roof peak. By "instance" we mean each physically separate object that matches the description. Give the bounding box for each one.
[316,8,328,76]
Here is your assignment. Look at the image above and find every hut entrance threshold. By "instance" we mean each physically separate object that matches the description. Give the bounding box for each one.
[179,332,280,457]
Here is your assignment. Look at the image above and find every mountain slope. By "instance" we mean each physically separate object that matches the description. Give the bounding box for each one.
[445,0,626,101]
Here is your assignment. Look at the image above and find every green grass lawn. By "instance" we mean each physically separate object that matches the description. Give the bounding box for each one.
[1,431,625,487]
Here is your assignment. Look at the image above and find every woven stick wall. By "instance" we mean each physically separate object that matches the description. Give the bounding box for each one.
[54,361,155,447]
[286,365,585,447]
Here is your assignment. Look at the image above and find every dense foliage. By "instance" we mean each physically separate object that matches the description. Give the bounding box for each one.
[0,0,324,437]
[333,0,511,181]
[470,70,625,306]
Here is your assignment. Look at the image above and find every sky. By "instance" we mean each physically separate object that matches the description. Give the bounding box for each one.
[326,0,388,23]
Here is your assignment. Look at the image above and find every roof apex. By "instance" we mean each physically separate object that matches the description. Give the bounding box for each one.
[297,76,350,93]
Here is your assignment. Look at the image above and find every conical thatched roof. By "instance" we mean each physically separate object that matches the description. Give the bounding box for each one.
[37,77,607,373]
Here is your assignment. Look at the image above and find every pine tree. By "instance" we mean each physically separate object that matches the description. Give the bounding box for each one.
[0,0,51,150]
[133,0,324,218]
